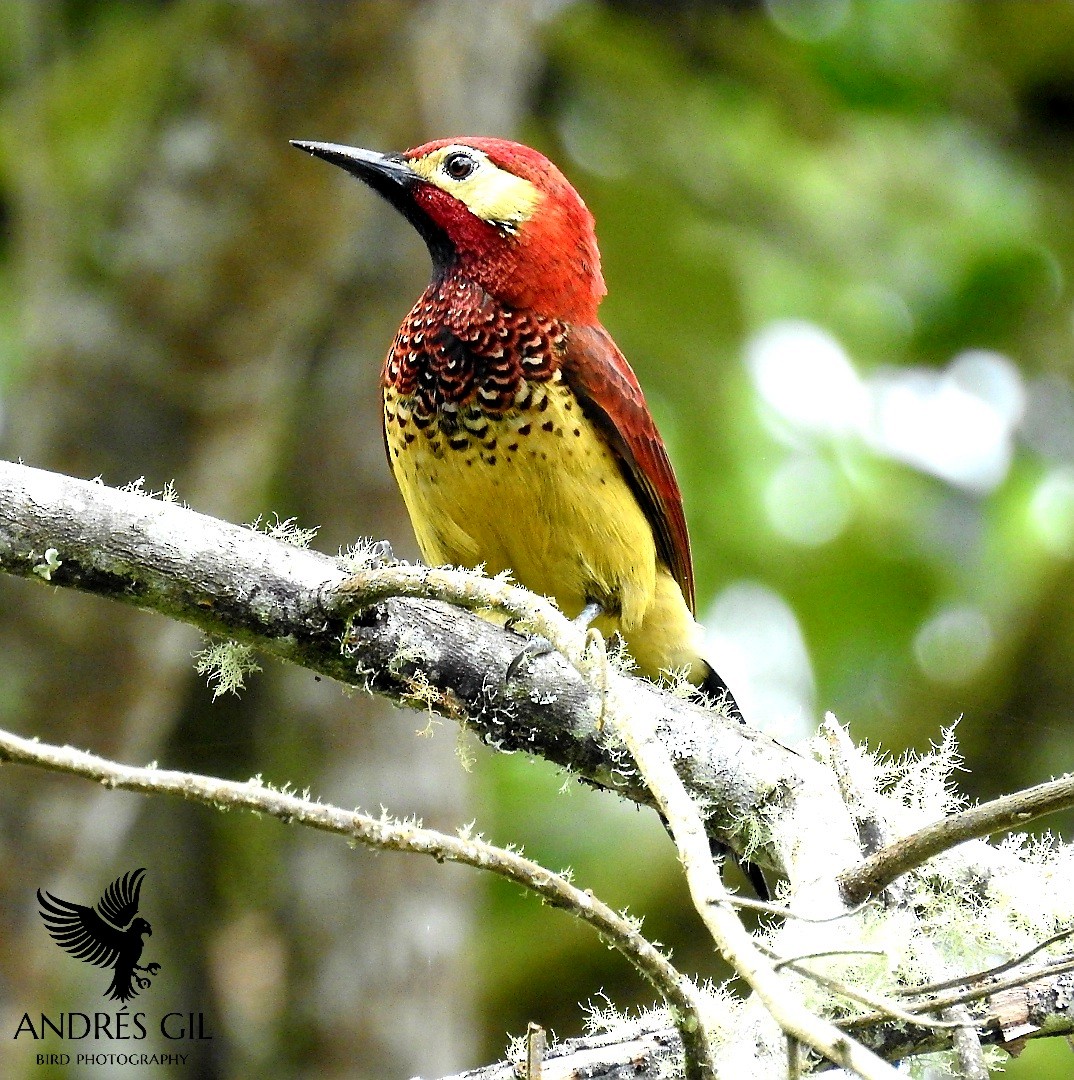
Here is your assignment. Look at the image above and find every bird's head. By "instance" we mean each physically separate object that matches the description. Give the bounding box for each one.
[131,917,152,937]
[292,136,606,324]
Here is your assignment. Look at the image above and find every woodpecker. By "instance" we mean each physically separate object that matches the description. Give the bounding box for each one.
[292,136,740,715]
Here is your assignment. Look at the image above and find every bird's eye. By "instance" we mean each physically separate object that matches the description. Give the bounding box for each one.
[442,151,477,181]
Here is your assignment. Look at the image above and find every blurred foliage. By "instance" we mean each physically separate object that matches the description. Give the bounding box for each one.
[3,1,1074,1077]
[535,1,1074,776]
[497,2,1074,1073]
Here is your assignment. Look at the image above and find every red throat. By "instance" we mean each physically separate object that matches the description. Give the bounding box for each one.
[406,138,607,325]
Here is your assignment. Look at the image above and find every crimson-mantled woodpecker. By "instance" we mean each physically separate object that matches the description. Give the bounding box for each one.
[292,136,740,715]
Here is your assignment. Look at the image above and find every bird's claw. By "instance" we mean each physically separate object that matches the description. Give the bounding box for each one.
[504,602,602,683]
[505,636,554,682]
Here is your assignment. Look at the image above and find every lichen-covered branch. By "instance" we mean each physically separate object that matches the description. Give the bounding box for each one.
[4,712,1073,1079]
[432,962,1074,1080]
[839,772,1074,905]
[0,459,856,886]
[590,666,898,1078]
[0,724,718,1060]
[6,459,1074,1076]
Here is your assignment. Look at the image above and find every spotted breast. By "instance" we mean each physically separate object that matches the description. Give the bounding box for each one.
[381,275,666,643]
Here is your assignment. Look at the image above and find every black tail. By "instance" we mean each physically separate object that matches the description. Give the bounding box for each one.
[700,660,743,722]
[722,842,771,901]
[699,662,770,899]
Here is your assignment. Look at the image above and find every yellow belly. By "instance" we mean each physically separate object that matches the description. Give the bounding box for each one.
[384,374,705,681]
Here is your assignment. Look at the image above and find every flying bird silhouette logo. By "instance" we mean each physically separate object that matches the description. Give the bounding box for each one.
[38,868,160,1001]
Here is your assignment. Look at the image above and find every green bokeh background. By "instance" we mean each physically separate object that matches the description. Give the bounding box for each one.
[1,1,1073,1077]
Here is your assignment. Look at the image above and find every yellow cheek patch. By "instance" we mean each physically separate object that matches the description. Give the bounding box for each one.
[409,145,543,230]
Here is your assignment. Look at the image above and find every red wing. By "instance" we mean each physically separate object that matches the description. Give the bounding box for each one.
[560,324,696,613]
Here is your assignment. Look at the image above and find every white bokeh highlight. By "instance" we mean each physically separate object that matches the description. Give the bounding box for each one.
[913,604,994,685]
[763,453,851,547]
[703,580,816,742]
[747,320,1027,504]
[1029,469,1074,556]
[870,349,1025,493]
[747,320,870,440]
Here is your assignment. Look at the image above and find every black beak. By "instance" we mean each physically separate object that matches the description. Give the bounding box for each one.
[290,140,416,197]
[290,139,452,267]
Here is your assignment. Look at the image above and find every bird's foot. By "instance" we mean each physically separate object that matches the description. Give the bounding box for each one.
[573,601,603,630]
[505,635,554,682]
[505,602,602,683]
[140,962,161,975]
[133,974,151,990]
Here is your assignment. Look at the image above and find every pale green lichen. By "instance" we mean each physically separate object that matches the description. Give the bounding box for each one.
[121,476,182,503]
[247,513,319,549]
[32,548,62,581]
[754,723,1074,1065]
[388,628,429,677]
[194,640,261,699]
[732,804,774,864]
[454,728,477,772]
[909,1044,1006,1079]
[337,538,395,570]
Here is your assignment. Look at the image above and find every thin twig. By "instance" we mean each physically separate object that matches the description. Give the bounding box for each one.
[0,725,717,1047]
[895,928,1074,997]
[787,1035,802,1080]
[911,936,988,1076]
[525,1023,545,1080]
[772,949,888,972]
[840,773,1074,904]
[845,954,1074,1030]
[944,1005,988,1080]
[594,662,902,1079]
[915,955,1074,1015]
[770,957,962,1031]
[330,561,593,683]
[720,894,875,923]
[756,942,960,1033]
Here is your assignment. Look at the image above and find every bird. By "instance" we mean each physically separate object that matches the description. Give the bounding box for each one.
[291,135,740,716]
[38,868,160,1001]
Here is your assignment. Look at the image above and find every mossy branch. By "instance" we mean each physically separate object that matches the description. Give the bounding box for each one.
[0,459,831,880]
[839,772,1074,905]
[0,724,717,1064]
[5,459,1074,1076]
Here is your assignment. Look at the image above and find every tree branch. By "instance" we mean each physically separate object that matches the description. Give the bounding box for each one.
[6,720,1074,1079]
[839,772,1074,905]
[7,459,1074,1077]
[433,961,1074,1080]
[818,718,990,1073]
[590,651,899,1078]
[0,459,861,889]
[0,723,719,1062]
